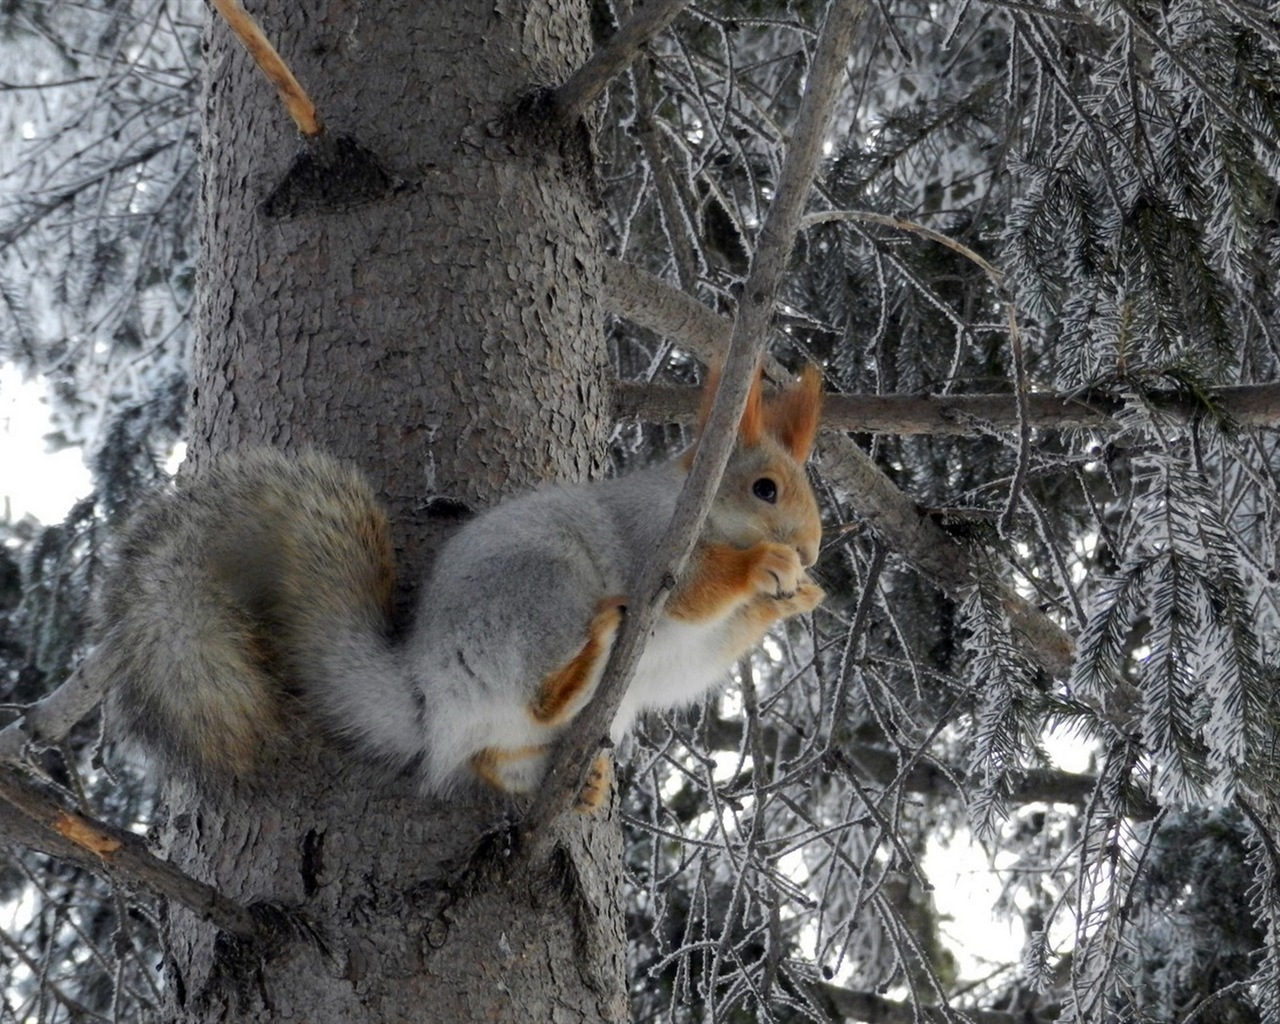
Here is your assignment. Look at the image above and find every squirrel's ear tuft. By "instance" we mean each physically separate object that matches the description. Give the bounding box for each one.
[766,365,823,460]
[737,366,766,447]
[693,363,766,447]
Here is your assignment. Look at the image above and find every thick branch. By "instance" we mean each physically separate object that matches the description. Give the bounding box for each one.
[0,767,257,938]
[550,0,694,125]
[520,0,865,855]
[604,259,729,365]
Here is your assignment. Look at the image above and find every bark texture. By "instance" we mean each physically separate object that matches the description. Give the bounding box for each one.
[171,1,626,1020]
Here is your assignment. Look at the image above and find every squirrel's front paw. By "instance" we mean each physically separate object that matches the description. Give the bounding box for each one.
[783,577,825,615]
[751,542,805,599]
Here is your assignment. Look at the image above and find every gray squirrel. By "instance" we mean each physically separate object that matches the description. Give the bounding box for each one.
[96,368,824,807]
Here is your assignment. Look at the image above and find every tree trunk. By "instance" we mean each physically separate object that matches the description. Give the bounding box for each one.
[167,0,626,1019]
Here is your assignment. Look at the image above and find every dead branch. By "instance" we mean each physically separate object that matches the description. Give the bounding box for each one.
[551,0,695,125]
[209,0,322,136]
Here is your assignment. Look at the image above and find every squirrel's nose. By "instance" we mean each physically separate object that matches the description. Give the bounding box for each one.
[797,539,818,568]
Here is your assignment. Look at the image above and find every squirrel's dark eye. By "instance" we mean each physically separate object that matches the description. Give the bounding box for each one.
[752,477,778,503]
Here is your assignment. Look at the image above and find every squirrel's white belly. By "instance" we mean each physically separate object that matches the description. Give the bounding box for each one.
[611,614,734,739]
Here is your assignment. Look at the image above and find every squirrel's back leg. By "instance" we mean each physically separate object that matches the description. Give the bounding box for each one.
[468,597,625,801]
[470,744,551,792]
[528,596,626,726]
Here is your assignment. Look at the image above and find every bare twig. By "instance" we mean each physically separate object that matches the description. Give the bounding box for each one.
[551,0,695,125]
[209,0,322,136]
[802,209,1007,289]
[519,0,865,856]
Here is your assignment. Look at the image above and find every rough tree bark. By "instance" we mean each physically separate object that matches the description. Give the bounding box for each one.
[164,0,627,1020]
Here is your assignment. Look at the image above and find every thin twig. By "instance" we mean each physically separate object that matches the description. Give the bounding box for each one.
[209,0,322,136]
[801,209,1007,289]
[999,302,1033,537]
[518,0,865,858]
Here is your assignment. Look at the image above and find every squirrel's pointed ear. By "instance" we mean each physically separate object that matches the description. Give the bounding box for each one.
[767,365,823,460]
[738,366,766,447]
[694,363,765,447]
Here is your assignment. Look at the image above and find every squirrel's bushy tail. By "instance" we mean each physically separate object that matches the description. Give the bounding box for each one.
[97,449,411,781]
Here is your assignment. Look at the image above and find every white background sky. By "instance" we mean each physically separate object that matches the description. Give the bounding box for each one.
[1,363,91,525]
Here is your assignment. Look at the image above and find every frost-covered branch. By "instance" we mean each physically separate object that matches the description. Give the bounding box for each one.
[812,983,1057,1024]
[614,380,1280,435]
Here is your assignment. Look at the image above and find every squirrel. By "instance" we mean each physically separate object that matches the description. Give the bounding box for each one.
[95,367,824,807]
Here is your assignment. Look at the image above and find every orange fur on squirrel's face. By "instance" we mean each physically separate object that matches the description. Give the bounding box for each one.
[693,366,823,568]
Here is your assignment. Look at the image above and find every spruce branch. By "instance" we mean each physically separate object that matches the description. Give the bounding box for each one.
[1115,0,1274,151]
[0,141,179,251]
[519,0,865,856]
[614,380,1280,434]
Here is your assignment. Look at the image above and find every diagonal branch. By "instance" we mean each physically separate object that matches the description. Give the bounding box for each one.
[209,0,322,136]
[519,0,866,857]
